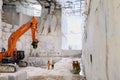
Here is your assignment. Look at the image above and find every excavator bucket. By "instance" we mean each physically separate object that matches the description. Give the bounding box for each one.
[31,39,39,49]
[31,42,38,49]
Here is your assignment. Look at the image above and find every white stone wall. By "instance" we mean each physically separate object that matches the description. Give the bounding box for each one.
[82,0,120,80]
[30,8,62,57]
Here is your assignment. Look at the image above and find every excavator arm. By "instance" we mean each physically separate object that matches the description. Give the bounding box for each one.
[8,16,39,57]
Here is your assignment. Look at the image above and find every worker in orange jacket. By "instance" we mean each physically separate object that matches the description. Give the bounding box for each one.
[47,60,51,70]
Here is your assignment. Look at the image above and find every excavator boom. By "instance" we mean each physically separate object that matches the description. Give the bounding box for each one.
[8,16,38,57]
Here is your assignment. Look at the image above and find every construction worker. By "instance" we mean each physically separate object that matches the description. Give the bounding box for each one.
[51,59,55,69]
[47,60,51,70]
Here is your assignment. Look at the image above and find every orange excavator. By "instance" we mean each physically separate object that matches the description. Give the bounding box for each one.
[0,16,39,72]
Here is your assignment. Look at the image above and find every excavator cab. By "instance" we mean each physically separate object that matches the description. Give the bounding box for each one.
[2,51,25,63]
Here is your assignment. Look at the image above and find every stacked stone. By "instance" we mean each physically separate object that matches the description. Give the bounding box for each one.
[0,71,27,80]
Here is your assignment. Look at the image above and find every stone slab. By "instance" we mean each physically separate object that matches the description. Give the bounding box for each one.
[0,74,8,80]
[8,71,27,80]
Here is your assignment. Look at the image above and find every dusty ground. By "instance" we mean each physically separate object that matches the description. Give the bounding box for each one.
[0,58,86,80]
[25,58,86,80]
[28,75,86,80]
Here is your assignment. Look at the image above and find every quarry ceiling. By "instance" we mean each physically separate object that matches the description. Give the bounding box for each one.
[2,0,85,16]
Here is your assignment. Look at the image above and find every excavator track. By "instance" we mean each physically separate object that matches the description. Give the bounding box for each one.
[18,61,28,67]
[0,64,17,73]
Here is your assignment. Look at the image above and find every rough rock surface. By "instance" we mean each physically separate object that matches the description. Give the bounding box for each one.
[82,0,120,80]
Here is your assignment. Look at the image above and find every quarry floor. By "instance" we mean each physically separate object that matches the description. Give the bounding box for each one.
[0,58,86,80]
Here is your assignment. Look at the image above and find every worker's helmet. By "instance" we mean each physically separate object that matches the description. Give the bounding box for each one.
[32,16,38,25]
